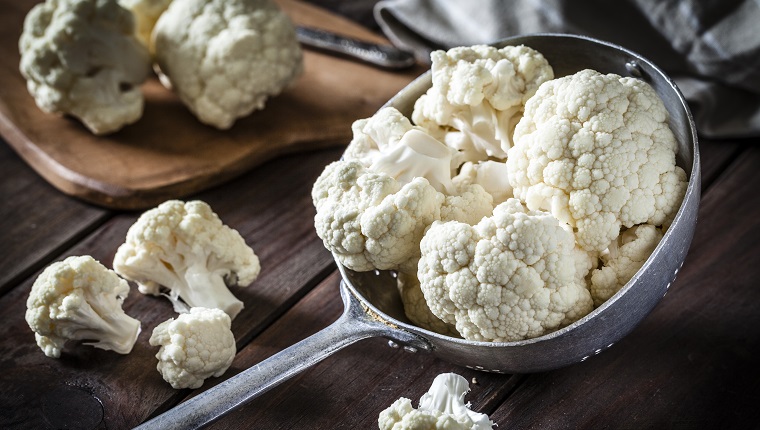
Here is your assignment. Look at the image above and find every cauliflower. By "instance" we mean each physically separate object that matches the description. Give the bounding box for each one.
[453,160,513,206]
[412,45,554,163]
[397,272,457,337]
[113,200,260,319]
[312,160,443,273]
[590,224,663,306]
[507,68,688,253]
[152,0,303,129]
[149,307,236,389]
[313,109,493,273]
[25,255,141,358]
[19,0,151,135]
[118,0,172,52]
[418,199,593,342]
[378,373,494,430]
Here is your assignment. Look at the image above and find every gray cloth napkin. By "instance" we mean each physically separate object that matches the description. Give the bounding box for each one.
[374,0,760,139]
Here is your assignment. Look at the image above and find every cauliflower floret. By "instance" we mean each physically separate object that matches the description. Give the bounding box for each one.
[118,0,172,52]
[397,272,457,337]
[149,307,236,389]
[378,373,494,430]
[113,200,261,319]
[508,68,688,253]
[590,224,663,306]
[312,160,443,273]
[418,199,593,342]
[19,0,151,134]
[153,0,303,129]
[412,44,554,163]
[25,255,141,358]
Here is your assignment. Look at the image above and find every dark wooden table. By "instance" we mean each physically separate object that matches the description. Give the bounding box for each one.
[2,5,760,430]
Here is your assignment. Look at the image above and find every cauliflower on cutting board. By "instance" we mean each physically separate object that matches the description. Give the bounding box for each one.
[152,0,304,129]
[19,0,151,135]
[113,200,260,319]
[379,373,494,430]
[150,307,236,389]
[418,199,593,342]
[25,255,141,358]
[507,68,688,253]
[413,44,554,163]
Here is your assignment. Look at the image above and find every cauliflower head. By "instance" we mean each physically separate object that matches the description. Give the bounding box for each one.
[25,255,141,358]
[590,224,663,306]
[153,0,303,129]
[412,44,554,163]
[378,373,494,430]
[418,199,593,342]
[149,307,236,389]
[19,0,151,135]
[508,68,688,253]
[118,0,172,52]
[113,200,260,320]
[312,160,443,273]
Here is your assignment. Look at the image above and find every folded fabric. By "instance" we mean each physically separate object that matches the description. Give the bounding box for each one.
[374,0,760,139]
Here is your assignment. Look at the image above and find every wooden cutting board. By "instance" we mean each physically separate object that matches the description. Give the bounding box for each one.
[0,0,424,209]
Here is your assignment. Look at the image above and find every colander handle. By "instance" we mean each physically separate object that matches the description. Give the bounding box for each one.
[134,281,425,430]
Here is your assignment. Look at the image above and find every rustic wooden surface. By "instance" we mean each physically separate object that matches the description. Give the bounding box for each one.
[2,2,760,429]
[0,0,422,210]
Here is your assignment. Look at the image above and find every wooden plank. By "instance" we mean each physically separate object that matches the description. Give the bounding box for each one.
[0,141,109,296]
[488,144,760,429]
[698,138,744,191]
[191,271,517,429]
[0,147,341,429]
[0,0,423,209]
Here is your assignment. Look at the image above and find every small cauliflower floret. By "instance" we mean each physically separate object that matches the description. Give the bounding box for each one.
[590,224,663,306]
[508,69,688,253]
[118,0,172,52]
[412,44,554,164]
[25,255,141,358]
[418,198,593,342]
[113,200,260,320]
[19,0,151,134]
[378,373,494,430]
[153,0,303,129]
[397,271,457,337]
[149,307,236,389]
[312,160,443,273]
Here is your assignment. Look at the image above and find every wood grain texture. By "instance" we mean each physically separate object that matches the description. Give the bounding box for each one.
[0,141,109,296]
[0,0,424,209]
[488,144,760,429]
[0,147,342,429]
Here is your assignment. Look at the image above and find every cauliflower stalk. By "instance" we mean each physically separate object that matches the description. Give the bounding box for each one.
[152,0,304,129]
[418,199,593,342]
[150,307,236,389]
[19,0,151,135]
[113,200,260,319]
[25,255,141,358]
[379,373,494,430]
[508,69,688,253]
